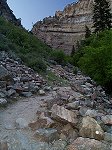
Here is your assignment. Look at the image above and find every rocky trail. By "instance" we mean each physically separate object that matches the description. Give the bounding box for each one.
[0,52,112,150]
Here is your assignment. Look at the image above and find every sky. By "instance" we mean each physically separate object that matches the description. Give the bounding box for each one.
[7,0,76,30]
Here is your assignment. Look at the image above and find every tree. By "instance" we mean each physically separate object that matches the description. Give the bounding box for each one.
[93,0,112,33]
[71,45,76,56]
[85,25,91,38]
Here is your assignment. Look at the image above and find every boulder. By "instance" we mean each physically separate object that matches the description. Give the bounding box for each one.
[67,137,111,150]
[51,104,78,125]
[79,116,104,140]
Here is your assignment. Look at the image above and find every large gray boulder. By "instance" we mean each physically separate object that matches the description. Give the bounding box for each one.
[79,116,104,141]
[67,137,111,150]
[51,104,78,125]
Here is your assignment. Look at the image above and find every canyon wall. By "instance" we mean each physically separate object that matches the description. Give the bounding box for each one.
[32,0,94,54]
[0,0,21,26]
[32,0,112,54]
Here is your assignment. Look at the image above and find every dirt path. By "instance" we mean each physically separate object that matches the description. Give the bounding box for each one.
[0,93,57,150]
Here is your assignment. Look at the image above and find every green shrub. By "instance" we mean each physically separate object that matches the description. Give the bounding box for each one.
[78,30,112,92]
[27,58,47,72]
[72,49,84,66]
[50,50,67,65]
[0,17,52,72]
[73,66,78,75]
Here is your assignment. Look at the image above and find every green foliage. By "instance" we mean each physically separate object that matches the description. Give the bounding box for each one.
[0,17,72,72]
[71,40,85,66]
[78,30,112,92]
[71,45,76,56]
[73,66,78,75]
[45,71,69,87]
[93,0,112,33]
[72,49,84,66]
[0,34,17,52]
[50,50,67,65]
[85,25,91,38]
[0,17,52,72]
[27,58,47,73]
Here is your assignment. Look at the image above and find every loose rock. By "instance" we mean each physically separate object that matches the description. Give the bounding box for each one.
[51,104,78,125]
[67,137,111,150]
[79,116,104,140]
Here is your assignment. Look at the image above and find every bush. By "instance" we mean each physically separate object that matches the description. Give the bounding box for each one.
[73,66,78,75]
[72,49,84,66]
[78,30,112,92]
[50,50,67,65]
[27,58,47,72]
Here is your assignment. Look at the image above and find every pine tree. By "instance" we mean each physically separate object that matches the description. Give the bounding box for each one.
[71,45,76,56]
[93,0,112,33]
[85,25,91,38]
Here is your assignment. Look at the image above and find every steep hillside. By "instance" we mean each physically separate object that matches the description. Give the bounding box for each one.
[0,0,21,26]
[0,17,53,72]
[32,0,112,54]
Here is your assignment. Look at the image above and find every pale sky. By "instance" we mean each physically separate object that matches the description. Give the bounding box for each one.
[7,0,76,30]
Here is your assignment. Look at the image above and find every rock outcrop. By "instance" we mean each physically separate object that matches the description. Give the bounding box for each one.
[32,0,94,54]
[0,0,21,26]
[32,0,112,54]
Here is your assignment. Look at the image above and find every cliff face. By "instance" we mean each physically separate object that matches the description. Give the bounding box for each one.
[32,0,112,54]
[32,0,94,54]
[0,0,21,26]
